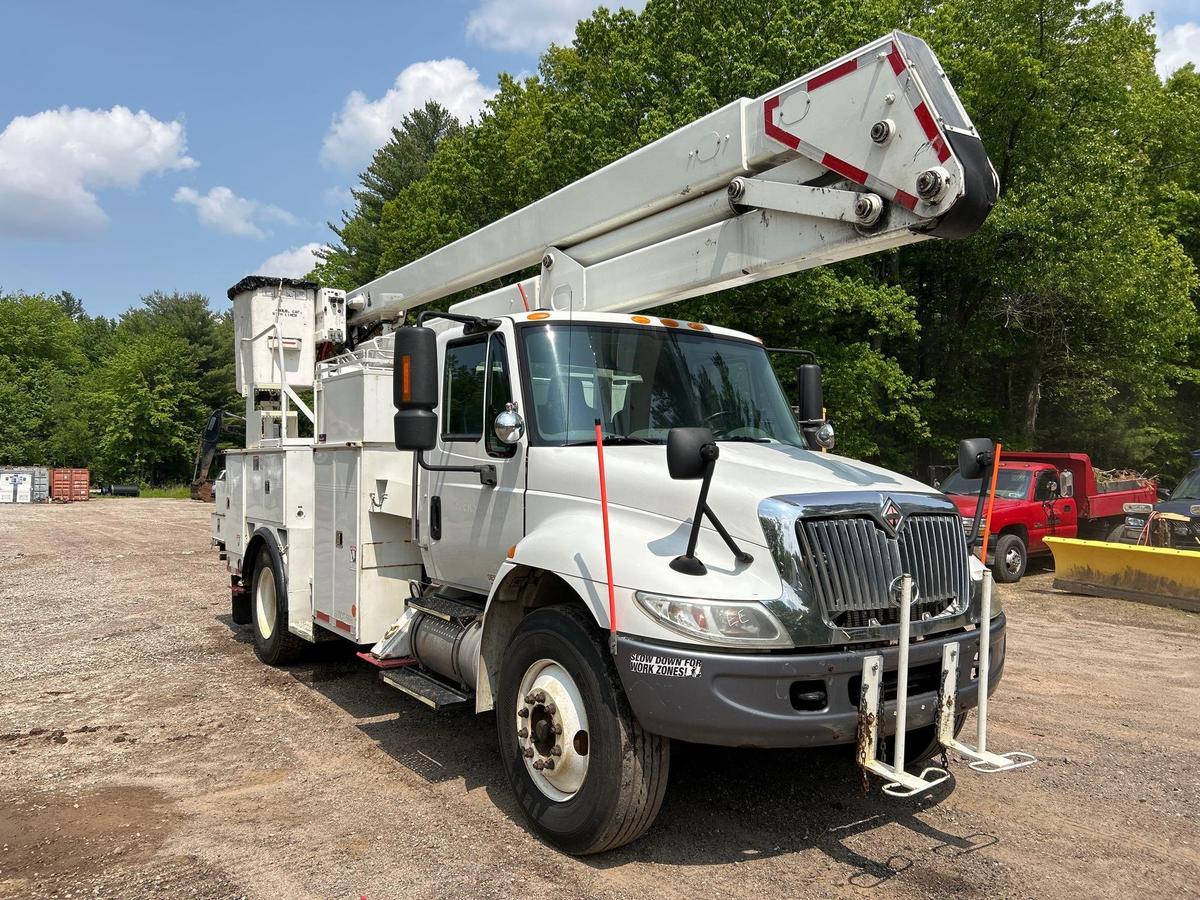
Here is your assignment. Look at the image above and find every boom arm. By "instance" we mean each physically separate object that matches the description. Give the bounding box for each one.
[347,31,996,325]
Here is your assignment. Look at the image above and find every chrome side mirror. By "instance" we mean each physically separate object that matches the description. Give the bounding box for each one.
[494,402,525,445]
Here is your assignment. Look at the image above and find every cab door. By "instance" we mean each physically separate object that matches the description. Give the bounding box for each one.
[422,329,525,592]
[1031,468,1078,550]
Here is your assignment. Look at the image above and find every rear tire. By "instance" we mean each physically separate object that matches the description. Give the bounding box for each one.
[497,605,669,855]
[991,534,1026,583]
[251,543,305,666]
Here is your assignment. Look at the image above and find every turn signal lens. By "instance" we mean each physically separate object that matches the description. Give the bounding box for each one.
[633,592,791,648]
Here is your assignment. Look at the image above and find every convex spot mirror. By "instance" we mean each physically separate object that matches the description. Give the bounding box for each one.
[494,402,525,445]
[957,437,995,480]
[393,326,438,452]
[667,427,718,480]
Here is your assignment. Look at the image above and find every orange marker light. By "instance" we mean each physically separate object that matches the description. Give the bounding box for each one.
[400,354,412,402]
[506,545,517,559]
[660,318,679,328]
[528,311,551,320]
[630,315,651,324]
[687,322,705,331]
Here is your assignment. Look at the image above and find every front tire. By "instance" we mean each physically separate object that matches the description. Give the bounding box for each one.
[497,606,669,855]
[251,543,305,666]
[991,534,1027,583]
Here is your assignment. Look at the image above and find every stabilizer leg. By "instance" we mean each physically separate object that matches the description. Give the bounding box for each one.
[936,571,1036,772]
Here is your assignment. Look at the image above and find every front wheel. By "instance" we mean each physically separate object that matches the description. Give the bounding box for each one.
[991,534,1027,583]
[497,606,669,855]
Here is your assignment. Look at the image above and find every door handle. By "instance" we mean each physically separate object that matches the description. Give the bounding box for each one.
[430,496,442,541]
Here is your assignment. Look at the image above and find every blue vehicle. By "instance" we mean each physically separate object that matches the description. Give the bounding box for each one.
[1122,450,1200,549]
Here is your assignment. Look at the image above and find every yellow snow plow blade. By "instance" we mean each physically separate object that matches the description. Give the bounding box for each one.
[1045,537,1200,613]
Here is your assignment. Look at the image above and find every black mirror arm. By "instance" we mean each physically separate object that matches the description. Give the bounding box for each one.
[417,449,497,487]
[671,453,754,575]
[966,452,995,547]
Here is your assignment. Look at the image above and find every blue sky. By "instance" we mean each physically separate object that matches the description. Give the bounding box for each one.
[0,0,1195,318]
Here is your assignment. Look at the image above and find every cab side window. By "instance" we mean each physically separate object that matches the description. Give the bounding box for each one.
[485,334,517,458]
[1034,470,1058,501]
[442,338,487,441]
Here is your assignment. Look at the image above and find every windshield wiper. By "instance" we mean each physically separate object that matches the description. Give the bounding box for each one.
[564,433,660,446]
[717,435,771,443]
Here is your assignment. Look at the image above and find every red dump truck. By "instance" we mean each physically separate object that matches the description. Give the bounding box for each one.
[939,452,1157,582]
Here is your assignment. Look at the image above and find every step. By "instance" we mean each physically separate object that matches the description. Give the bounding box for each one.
[380,666,472,710]
[407,594,483,623]
[356,651,417,670]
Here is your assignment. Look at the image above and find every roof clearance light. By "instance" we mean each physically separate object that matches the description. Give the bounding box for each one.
[687,322,705,331]
[631,315,651,324]
[661,318,679,327]
[527,311,551,320]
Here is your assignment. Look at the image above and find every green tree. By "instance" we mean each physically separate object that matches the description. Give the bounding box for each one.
[314,101,462,289]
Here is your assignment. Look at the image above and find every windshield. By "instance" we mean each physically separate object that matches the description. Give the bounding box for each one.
[941,468,1033,501]
[520,323,804,447]
[1172,469,1200,501]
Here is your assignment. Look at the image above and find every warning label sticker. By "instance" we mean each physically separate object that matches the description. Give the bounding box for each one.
[629,652,702,678]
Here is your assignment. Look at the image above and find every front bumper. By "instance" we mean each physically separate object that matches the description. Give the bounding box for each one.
[614,613,1005,749]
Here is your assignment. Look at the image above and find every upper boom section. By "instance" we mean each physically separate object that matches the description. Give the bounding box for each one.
[348,31,996,325]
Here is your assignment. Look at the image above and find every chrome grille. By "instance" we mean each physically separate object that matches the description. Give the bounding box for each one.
[796,513,969,627]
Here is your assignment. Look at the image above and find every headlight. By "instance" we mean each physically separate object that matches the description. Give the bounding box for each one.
[1125,516,1145,529]
[633,591,792,648]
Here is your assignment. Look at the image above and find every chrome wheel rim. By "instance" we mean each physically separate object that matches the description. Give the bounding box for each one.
[515,659,589,801]
[1004,547,1022,575]
[255,567,277,639]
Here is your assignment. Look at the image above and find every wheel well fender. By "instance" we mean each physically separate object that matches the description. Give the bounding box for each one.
[243,527,285,591]
[475,565,596,713]
[997,524,1028,546]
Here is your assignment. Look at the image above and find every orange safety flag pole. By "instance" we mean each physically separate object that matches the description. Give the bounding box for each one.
[979,442,1003,565]
[594,421,617,633]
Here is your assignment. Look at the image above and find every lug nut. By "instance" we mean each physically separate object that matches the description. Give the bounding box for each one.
[552,723,562,735]
[534,690,547,703]
[533,759,545,770]
[544,702,556,715]
[544,759,555,770]
[518,707,529,718]
[518,727,529,738]
[524,693,535,704]
[551,745,562,756]
[523,746,534,758]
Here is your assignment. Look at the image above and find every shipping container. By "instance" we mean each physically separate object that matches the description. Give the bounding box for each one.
[0,466,49,502]
[50,468,90,502]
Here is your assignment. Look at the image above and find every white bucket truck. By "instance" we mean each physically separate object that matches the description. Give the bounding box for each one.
[212,31,1033,854]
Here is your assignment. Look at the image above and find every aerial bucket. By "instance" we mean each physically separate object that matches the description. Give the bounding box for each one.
[1045,537,1200,613]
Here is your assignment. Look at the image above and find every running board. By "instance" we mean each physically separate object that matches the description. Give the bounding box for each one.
[380,666,473,710]
[856,570,1036,797]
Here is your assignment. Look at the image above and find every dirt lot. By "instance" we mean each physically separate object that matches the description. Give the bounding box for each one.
[1,499,1197,899]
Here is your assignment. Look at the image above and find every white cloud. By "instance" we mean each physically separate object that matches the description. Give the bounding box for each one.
[256,242,324,279]
[174,185,300,239]
[321,58,496,171]
[466,0,647,53]
[0,105,195,239]
[1157,22,1200,78]
[324,184,354,207]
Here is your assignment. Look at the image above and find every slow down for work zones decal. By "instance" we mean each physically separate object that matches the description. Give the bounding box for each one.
[629,653,702,678]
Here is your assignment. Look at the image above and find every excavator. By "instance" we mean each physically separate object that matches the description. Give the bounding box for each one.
[189,409,243,501]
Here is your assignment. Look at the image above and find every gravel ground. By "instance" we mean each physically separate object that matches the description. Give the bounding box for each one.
[1,499,1197,899]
